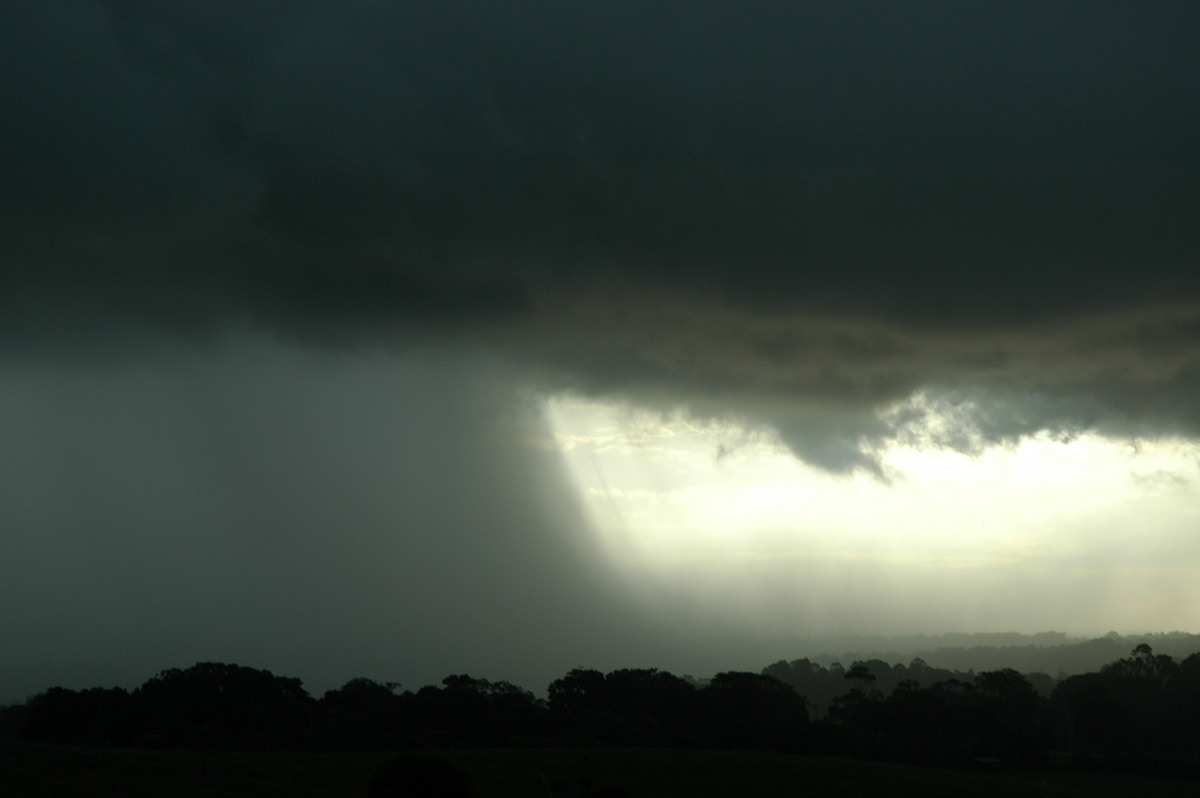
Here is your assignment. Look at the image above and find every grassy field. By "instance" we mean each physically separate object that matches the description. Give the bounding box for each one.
[3,740,1198,798]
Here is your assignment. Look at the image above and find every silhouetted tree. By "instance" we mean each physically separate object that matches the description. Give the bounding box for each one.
[602,668,698,746]
[409,674,546,748]
[875,679,965,765]
[0,700,28,739]
[1053,671,1129,758]
[319,677,408,750]
[547,667,697,747]
[133,662,313,749]
[1102,643,1178,683]
[1053,645,1190,773]
[548,668,608,714]
[968,669,1046,765]
[844,662,878,693]
[22,686,132,746]
[699,671,808,752]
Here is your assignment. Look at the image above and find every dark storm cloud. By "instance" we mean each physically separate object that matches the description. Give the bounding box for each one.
[2,0,1198,469]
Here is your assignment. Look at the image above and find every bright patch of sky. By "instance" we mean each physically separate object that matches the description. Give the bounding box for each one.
[543,395,1200,635]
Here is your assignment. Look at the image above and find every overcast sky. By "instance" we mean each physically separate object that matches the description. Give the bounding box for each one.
[2,0,1199,702]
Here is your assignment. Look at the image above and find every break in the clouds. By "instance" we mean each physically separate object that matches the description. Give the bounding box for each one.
[3,0,1198,471]
[2,1,1200,700]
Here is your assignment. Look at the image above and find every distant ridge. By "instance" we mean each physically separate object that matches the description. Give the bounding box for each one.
[793,631,1200,677]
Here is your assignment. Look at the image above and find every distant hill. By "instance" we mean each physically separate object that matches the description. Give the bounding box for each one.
[791,631,1200,678]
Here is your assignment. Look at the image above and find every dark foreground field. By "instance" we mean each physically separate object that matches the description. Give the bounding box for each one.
[3,740,1197,798]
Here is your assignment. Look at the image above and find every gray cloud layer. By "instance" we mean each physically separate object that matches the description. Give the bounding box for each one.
[4,0,1197,473]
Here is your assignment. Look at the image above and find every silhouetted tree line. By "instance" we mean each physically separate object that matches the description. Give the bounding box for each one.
[773,645,1200,775]
[1054,644,1200,777]
[800,631,1200,680]
[5,646,1200,778]
[763,654,1054,718]
[0,663,807,754]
